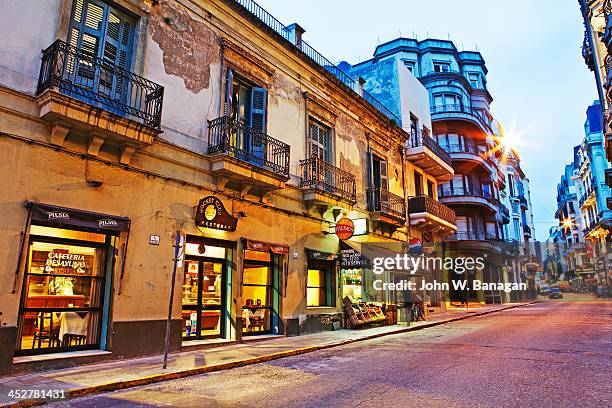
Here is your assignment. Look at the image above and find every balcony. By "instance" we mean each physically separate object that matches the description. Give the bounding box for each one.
[408,195,457,236]
[36,40,163,163]
[438,187,499,213]
[579,180,597,208]
[207,116,290,194]
[440,143,496,174]
[430,104,492,133]
[368,188,406,228]
[300,157,356,210]
[518,194,528,210]
[523,225,532,238]
[606,168,612,187]
[498,204,510,224]
[442,231,505,254]
[405,130,453,181]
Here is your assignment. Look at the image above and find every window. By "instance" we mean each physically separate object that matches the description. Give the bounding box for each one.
[468,73,480,88]
[481,182,492,199]
[485,222,497,239]
[433,62,451,73]
[414,171,423,195]
[513,218,520,241]
[456,216,476,236]
[427,180,435,198]
[433,93,463,111]
[452,174,470,194]
[309,120,332,162]
[307,269,334,307]
[403,60,415,73]
[67,0,135,99]
[508,174,515,196]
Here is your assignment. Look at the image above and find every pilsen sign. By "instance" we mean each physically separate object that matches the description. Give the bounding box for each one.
[195,196,238,231]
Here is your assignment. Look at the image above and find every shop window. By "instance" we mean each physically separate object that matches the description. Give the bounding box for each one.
[16,231,111,354]
[307,268,334,307]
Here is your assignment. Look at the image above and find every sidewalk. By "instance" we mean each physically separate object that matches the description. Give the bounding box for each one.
[0,302,534,407]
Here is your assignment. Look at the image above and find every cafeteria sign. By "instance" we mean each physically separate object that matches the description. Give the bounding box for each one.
[195,196,238,231]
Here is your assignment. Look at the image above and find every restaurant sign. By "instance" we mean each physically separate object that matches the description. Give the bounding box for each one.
[195,196,238,231]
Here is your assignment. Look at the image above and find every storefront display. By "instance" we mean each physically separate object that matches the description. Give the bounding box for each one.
[181,237,229,340]
[241,239,287,335]
[15,203,129,356]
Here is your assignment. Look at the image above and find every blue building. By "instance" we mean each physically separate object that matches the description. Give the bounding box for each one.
[349,38,521,304]
[576,103,611,285]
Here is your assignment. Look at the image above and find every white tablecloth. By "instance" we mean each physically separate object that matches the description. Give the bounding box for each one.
[58,312,88,342]
[242,308,264,328]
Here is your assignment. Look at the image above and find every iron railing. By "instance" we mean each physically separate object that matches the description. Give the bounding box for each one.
[430,104,491,131]
[443,231,500,241]
[408,195,456,225]
[523,225,532,236]
[368,188,406,220]
[208,116,290,177]
[37,40,164,128]
[518,194,528,208]
[230,0,400,124]
[407,130,452,166]
[299,157,356,202]
[438,187,500,206]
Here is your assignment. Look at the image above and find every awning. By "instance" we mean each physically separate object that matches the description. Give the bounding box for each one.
[306,248,336,261]
[243,238,289,254]
[28,202,130,232]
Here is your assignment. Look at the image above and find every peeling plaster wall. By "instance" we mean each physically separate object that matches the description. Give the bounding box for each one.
[0,0,61,94]
[144,0,221,151]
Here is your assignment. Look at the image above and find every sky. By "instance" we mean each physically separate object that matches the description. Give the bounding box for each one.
[257,0,600,241]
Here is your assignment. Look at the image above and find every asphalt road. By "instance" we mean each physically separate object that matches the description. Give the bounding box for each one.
[51,300,612,408]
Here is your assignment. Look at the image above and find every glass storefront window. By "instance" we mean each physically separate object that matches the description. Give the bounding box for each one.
[242,264,271,334]
[307,269,324,307]
[16,230,109,354]
[342,269,363,302]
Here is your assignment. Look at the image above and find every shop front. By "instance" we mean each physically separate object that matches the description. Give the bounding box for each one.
[241,239,287,336]
[181,236,233,340]
[14,202,129,356]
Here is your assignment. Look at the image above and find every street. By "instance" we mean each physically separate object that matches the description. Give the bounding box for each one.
[51,300,611,408]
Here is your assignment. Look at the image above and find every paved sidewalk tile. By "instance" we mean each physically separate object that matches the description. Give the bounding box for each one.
[0,303,530,407]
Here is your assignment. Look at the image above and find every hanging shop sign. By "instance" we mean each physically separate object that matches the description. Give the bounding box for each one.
[306,249,336,261]
[244,238,289,254]
[334,217,355,240]
[195,196,238,231]
[408,238,422,254]
[339,241,369,268]
[28,202,130,232]
[330,218,368,237]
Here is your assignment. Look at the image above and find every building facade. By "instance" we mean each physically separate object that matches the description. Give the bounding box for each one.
[0,0,461,373]
[579,0,612,210]
[349,38,533,305]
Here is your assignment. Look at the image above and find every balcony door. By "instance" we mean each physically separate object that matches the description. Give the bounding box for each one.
[67,0,135,112]
[371,155,388,211]
[226,71,267,163]
[309,120,333,190]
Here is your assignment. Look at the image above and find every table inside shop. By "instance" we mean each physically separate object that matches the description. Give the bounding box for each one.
[23,295,86,336]
[242,307,265,331]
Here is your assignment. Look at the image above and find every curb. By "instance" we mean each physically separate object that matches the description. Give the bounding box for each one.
[4,302,537,408]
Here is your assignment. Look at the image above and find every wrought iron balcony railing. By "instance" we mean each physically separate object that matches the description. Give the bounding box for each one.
[299,157,356,202]
[438,187,500,206]
[368,188,406,220]
[407,130,452,166]
[443,231,500,241]
[37,40,164,128]
[430,104,492,131]
[523,225,532,236]
[408,195,456,225]
[208,116,290,177]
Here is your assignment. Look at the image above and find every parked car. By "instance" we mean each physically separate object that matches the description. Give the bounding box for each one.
[549,287,563,299]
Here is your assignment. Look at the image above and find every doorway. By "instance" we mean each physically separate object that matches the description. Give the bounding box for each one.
[182,256,227,340]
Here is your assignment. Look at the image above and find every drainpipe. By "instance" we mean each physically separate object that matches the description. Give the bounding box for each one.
[400,146,412,240]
